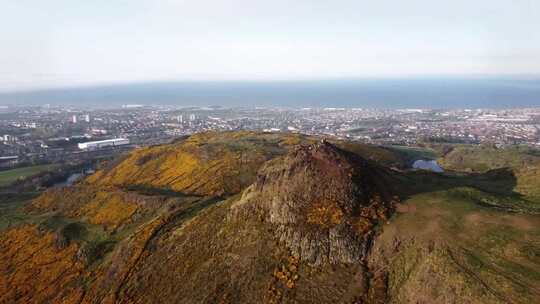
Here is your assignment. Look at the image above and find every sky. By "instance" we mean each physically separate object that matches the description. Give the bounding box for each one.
[1,0,539,92]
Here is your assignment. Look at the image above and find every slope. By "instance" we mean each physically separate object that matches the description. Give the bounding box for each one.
[1,132,540,304]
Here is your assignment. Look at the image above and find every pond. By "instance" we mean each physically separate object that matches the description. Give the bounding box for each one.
[54,173,84,187]
[412,159,444,173]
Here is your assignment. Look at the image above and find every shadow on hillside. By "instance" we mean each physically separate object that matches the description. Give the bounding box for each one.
[120,184,226,219]
[177,196,224,221]
[394,167,540,214]
[396,167,519,200]
[122,185,203,198]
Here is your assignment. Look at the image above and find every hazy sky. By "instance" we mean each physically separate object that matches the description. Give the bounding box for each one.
[2,0,539,91]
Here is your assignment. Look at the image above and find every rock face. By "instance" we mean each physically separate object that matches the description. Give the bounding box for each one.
[234,141,395,265]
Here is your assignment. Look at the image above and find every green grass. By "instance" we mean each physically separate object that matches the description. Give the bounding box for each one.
[438,145,540,172]
[37,214,115,265]
[0,192,41,231]
[0,164,59,187]
[383,186,540,302]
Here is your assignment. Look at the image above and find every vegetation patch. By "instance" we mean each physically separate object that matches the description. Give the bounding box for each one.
[0,164,59,187]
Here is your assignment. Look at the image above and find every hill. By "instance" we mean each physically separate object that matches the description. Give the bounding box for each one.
[1,132,540,303]
[438,144,540,200]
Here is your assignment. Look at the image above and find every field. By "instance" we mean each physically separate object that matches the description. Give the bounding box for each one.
[0,164,58,187]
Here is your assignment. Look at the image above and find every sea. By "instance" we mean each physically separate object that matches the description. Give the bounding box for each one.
[1,77,539,109]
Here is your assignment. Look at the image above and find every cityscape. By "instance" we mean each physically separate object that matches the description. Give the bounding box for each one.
[1,104,540,168]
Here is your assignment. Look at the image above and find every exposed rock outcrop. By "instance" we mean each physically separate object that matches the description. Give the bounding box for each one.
[233,141,397,265]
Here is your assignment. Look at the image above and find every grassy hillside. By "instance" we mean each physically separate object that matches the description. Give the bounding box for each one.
[1,132,539,303]
[84,132,313,196]
[384,145,438,165]
[372,187,540,303]
[0,193,41,231]
[84,131,408,196]
[437,145,540,200]
[439,145,540,172]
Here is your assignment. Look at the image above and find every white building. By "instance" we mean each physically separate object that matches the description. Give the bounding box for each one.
[0,156,18,167]
[78,138,129,150]
[2,134,16,143]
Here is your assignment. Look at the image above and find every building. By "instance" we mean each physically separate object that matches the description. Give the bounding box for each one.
[2,134,16,143]
[0,156,19,167]
[72,115,78,123]
[84,114,91,122]
[78,138,129,150]
[91,128,108,135]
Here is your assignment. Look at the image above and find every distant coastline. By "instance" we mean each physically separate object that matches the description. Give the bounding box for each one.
[1,77,539,109]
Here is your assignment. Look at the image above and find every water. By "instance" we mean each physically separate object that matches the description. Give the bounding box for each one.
[412,160,444,173]
[54,173,83,187]
[2,77,539,108]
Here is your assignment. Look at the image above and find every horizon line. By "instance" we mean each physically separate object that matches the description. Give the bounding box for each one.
[2,73,540,95]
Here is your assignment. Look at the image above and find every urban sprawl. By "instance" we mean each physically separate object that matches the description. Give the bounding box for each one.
[1,104,540,167]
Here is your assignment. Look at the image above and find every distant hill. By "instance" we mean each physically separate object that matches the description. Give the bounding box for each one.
[1,132,540,303]
[438,145,540,200]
